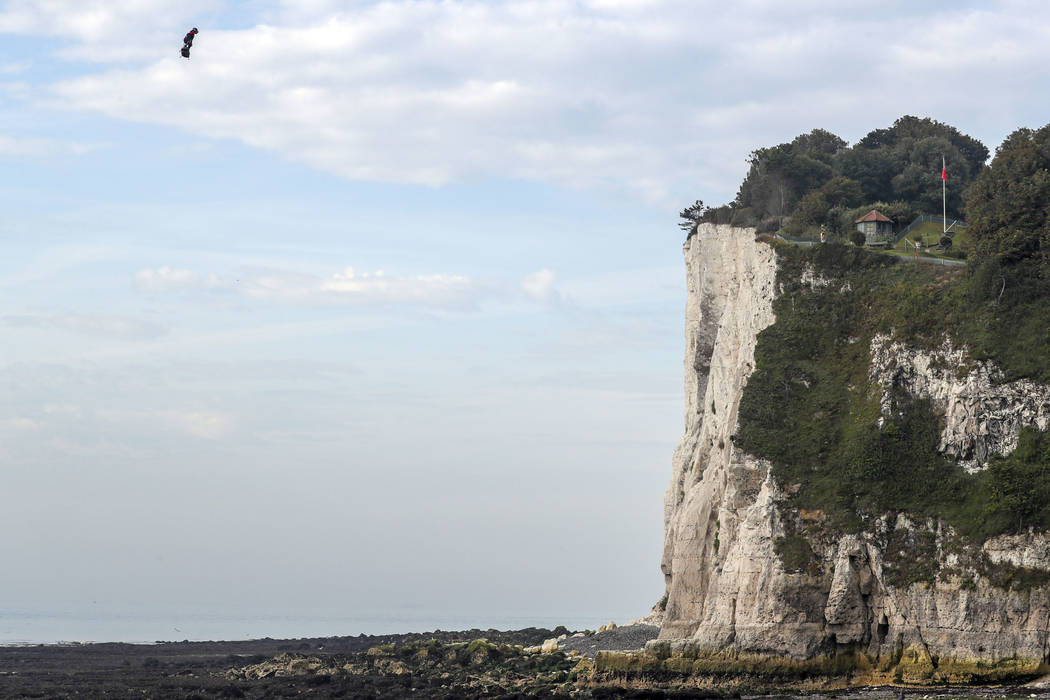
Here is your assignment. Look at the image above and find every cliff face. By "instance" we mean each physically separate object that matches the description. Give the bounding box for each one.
[659,224,1050,675]
[660,224,809,652]
[869,335,1050,471]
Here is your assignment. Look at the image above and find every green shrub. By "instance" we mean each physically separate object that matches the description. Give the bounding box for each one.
[883,527,939,586]
[774,534,821,576]
[981,427,1050,534]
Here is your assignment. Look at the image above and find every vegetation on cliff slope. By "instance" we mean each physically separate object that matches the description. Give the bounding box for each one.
[736,243,969,535]
[736,243,1050,543]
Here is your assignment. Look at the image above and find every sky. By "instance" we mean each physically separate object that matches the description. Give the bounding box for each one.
[2,0,1050,642]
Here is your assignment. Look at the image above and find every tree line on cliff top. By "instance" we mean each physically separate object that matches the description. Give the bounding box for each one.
[681,116,987,238]
[683,115,1050,276]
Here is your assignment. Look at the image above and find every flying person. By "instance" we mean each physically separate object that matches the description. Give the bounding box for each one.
[181,27,198,58]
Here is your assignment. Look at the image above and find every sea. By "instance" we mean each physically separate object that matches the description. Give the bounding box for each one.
[0,608,628,645]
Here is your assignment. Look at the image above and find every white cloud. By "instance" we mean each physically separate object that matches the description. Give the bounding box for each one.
[43,403,82,417]
[135,263,495,310]
[167,410,233,440]
[0,0,216,50]
[8,1,1050,203]
[0,60,28,73]
[0,134,105,157]
[3,313,166,339]
[20,1,732,201]
[317,266,480,307]
[135,266,199,292]
[5,417,39,430]
[521,268,561,304]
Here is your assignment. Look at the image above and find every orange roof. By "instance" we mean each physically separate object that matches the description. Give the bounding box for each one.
[855,209,893,223]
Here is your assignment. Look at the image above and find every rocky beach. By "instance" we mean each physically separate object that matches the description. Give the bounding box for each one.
[6,623,1050,698]
[0,624,680,698]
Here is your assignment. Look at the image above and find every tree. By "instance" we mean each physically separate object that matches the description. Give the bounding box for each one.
[983,427,1050,533]
[838,116,988,219]
[790,128,849,162]
[734,129,846,220]
[850,230,866,247]
[679,199,706,233]
[965,125,1050,270]
[700,203,741,225]
[856,115,988,174]
[819,176,864,209]
[782,177,866,237]
[792,191,830,228]
[834,147,898,203]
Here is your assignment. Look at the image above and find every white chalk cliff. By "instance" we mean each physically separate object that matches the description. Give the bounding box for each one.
[659,224,1050,671]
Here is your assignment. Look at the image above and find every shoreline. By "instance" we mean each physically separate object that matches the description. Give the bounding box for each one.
[0,609,619,647]
[5,625,1050,698]
[0,626,568,698]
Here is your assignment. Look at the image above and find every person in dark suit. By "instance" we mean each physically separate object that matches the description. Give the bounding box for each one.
[181,28,198,58]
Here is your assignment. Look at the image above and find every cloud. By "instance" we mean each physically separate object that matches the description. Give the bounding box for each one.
[317,266,480,307]
[134,266,200,292]
[3,313,166,340]
[0,0,216,60]
[7,1,1050,203]
[521,268,561,304]
[42,403,82,418]
[12,1,760,201]
[0,60,28,73]
[168,410,233,440]
[5,417,39,430]
[0,134,105,157]
[135,264,495,310]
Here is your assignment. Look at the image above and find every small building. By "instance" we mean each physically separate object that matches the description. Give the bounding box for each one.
[855,210,894,246]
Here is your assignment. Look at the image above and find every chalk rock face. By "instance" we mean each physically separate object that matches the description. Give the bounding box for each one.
[984,533,1050,570]
[869,335,1050,471]
[822,535,873,645]
[659,226,1050,665]
[660,225,820,653]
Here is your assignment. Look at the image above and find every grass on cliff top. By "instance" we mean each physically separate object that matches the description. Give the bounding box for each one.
[892,221,974,258]
[736,242,1050,541]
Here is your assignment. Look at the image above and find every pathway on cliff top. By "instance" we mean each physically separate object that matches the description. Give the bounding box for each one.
[775,235,966,266]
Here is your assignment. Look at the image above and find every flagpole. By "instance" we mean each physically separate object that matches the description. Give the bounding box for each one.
[942,155,947,236]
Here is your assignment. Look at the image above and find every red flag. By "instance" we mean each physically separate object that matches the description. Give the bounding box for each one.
[942,157,947,181]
